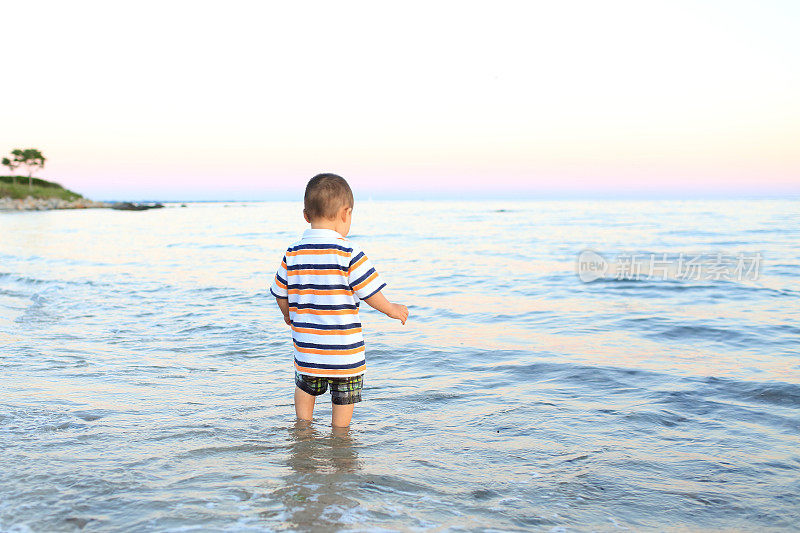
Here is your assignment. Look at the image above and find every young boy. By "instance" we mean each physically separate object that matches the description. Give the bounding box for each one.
[269,173,408,428]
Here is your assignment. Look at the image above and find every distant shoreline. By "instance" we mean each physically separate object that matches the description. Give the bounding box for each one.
[0,175,108,211]
[0,196,111,211]
[0,176,166,212]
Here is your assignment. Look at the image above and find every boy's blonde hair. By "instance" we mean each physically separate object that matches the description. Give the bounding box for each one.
[304,173,354,220]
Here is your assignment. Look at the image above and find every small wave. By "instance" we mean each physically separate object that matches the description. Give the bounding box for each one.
[650,325,752,344]
[622,409,692,428]
[702,376,800,409]
[627,319,799,348]
[0,272,54,286]
[582,275,799,299]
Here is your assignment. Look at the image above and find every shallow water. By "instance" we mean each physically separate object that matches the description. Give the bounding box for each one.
[1,199,799,531]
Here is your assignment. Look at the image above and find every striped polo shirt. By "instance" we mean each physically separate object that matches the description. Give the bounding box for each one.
[269,228,386,378]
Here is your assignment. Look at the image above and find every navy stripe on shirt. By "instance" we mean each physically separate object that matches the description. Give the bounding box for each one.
[292,321,362,330]
[290,302,359,311]
[350,267,376,288]
[286,263,349,272]
[348,251,365,269]
[294,356,366,369]
[270,287,288,299]
[361,282,386,300]
[294,339,365,350]
[287,283,351,290]
[288,243,353,253]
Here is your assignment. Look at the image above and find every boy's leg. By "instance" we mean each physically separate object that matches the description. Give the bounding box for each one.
[331,403,354,427]
[295,371,326,421]
[295,385,316,420]
[330,373,363,427]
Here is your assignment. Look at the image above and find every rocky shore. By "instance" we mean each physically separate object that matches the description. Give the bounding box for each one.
[0,196,170,212]
[0,195,112,211]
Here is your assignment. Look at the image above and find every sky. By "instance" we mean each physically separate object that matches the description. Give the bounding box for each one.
[1,0,799,201]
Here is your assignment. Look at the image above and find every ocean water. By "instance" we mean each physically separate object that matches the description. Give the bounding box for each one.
[1,199,799,532]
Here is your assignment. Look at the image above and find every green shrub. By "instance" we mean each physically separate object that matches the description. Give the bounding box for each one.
[0,176,83,200]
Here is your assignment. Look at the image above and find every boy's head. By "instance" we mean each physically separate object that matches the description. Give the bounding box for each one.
[303,173,354,235]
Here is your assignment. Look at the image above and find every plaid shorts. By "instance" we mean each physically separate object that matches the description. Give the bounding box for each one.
[295,370,364,405]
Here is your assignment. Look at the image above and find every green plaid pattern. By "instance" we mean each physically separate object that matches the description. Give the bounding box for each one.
[295,371,364,405]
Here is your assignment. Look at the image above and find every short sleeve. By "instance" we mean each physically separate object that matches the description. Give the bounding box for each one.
[269,253,289,299]
[347,243,387,300]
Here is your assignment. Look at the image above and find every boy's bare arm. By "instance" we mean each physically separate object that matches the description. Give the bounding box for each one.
[363,290,408,325]
[276,297,291,325]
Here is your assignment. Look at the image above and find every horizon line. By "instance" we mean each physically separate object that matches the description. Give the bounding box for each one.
[95,193,800,203]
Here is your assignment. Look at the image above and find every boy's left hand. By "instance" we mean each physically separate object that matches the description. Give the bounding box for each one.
[388,303,409,325]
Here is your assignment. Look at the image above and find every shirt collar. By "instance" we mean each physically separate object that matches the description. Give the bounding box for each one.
[302,228,345,240]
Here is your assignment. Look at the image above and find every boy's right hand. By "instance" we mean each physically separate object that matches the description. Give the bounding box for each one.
[388,303,409,325]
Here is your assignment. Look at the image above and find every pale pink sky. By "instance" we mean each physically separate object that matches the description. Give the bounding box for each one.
[1,1,798,200]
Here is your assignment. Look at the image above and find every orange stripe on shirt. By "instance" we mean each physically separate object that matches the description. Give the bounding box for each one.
[295,361,365,375]
[293,343,366,356]
[348,255,367,273]
[286,269,348,276]
[352,271,379,291]
[288,288,353,296]
[289,307,358,315]
[275,277,287,289]
[292,325,362,335]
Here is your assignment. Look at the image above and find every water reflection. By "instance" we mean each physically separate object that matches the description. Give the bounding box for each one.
[286,419,361,474]
[265,420,363,528]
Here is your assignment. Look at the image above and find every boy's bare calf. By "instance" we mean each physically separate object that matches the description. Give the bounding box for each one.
[295,385,355,427]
